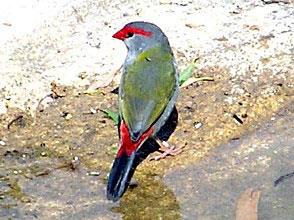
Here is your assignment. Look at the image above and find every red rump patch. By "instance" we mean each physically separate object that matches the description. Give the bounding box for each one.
[117,121,154,158]
[113,26,152,41]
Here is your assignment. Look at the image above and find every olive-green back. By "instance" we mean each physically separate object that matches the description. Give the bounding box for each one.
[120,45,176,141]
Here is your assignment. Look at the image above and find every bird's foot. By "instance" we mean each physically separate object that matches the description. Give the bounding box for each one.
[149,139,184,161]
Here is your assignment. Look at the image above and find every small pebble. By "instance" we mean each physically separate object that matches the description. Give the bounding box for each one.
[194,122,202,129]
[87,171,100,176]
[0,140,6,146]
[21,197,31,203]
[71,156,80,169]
[73,156,80,161]
[65,113,73,120]
[90,108,97,114]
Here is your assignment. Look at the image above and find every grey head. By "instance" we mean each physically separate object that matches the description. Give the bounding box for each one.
[112,21,172,55]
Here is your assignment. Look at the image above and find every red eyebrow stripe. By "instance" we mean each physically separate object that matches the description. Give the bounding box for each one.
[113,26,152,40]
[124,26,152,37]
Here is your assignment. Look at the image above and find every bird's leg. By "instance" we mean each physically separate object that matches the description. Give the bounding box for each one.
[149,137,184,161]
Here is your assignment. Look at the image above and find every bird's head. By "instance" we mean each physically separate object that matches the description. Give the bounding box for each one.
[113,21,170,53]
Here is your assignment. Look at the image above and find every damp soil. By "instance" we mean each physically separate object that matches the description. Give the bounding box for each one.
[0,69,293,219]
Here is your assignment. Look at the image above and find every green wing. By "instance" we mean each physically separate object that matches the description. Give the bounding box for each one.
[120,45,176,141]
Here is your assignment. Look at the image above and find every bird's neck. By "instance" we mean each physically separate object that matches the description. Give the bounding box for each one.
[124,43,159,67]
[124,49,140,67]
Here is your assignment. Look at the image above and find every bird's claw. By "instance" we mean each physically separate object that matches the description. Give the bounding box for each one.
[149,145,184,161]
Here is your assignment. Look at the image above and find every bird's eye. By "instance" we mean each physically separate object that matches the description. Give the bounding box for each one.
[126,32,134,38]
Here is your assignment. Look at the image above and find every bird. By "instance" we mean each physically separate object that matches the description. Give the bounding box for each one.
[107,21,181,202]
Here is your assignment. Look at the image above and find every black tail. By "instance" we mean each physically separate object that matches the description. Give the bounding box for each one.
[106,107,178,202]
[107,151,136,201]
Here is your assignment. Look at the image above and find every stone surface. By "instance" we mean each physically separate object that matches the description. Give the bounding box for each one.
[164,102,294,219]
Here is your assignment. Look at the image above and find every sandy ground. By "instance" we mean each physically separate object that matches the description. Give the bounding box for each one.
[1,0,293,114]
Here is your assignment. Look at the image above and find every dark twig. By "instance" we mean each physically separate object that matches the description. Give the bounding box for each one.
[7,115,23,130]
[233,114,243,124]
[274,171,294,186]
[262,0,290,4]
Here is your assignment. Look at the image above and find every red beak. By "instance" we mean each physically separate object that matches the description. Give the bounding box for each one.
[112,29,125,41]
